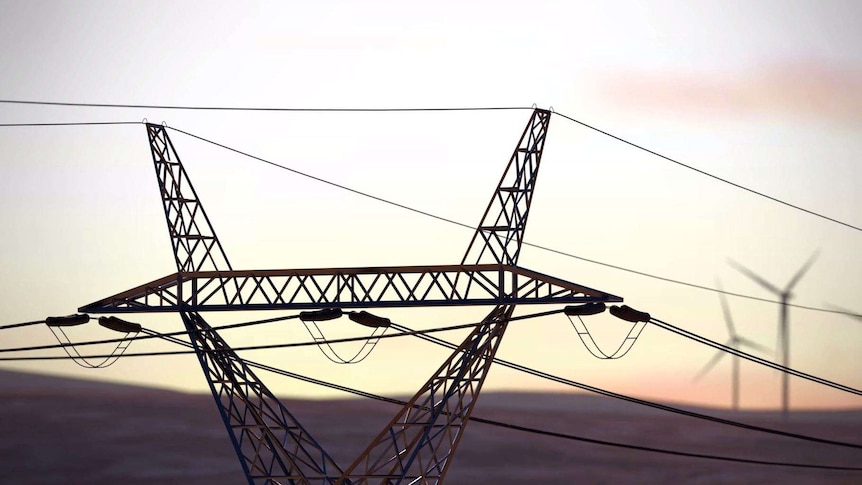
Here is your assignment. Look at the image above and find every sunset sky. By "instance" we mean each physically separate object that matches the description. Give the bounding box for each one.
[0,0,860,410]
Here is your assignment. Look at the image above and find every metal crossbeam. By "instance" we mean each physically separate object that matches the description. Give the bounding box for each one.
[78,264,621,313]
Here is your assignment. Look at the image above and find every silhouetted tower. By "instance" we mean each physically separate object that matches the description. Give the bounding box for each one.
[81,109,621,484]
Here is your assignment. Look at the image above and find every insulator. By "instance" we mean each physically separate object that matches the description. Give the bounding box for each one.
[98,316,142,333]
[564,302,607,316]
[300,308,343,322]
[45,314,90,327]
[349,311,391,328]
[609,305,651,323]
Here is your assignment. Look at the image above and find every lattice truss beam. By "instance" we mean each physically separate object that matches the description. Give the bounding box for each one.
[78,265,620,313]
[184,312,342,485]
[462,109,550,266]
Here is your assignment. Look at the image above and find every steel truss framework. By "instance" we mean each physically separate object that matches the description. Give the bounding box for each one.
[83,110,622,485]
[79,265,618,314]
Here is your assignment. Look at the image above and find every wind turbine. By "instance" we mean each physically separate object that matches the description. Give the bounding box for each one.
[728,252,818,421]
[694,282,769,411]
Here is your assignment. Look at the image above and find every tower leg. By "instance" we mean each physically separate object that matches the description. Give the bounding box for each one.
[339,305,513,484]
[183,312,343,485]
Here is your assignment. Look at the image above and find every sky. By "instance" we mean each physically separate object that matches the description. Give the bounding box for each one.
[0,0,860,411]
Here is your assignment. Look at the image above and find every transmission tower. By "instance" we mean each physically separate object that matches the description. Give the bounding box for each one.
[78,109,623,484]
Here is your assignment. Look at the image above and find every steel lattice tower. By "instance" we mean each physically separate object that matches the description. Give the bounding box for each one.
[79,109,622,484]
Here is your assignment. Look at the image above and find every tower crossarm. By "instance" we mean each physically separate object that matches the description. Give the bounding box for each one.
[78,264,621,313]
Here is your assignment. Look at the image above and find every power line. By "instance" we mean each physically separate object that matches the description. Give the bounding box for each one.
[394,323,862,451]
[552,112,862,233]
[0,313,304,353]
[0,99,532,112]
[472,418,862,472]
[0,320,46,330]
[5,313,860,452]
[650,316,862,397]
[0,308,564,358]
[0,121,140,127]
[2,98,857,232]
[166,125,480,232]
[147,328,862,471]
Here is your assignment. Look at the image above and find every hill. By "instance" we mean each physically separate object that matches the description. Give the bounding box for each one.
[1,369,860,484]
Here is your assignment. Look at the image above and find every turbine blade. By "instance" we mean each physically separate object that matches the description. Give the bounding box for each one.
[728,259,781,294]
[737,336,770,354]
[716,280,736,336]
[693,350,728,382]
[785,250,819,293]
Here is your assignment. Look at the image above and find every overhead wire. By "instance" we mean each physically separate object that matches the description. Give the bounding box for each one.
[553,111,862,233]
[142,327,862,471]
[0,313,303,353]
[393,322,862,451]
[650,316,862,397]
[0,320,46,330]
[1,98,857,232]
[0,100,533,112]
[3,310,861,452]
[0,121,140,127]
[0,308,566,358]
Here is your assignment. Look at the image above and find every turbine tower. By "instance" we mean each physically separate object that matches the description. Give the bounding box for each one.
[728,253,818,420]
[694,282,768,411]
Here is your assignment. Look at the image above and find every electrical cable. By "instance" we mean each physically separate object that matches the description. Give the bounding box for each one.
[650,316,862,397]
[144,327,862,471]
[3,314,859,449]
[0,308,565,359]
[301,319,388,364]
[566,313,646,359]
[0,313,303,353]
[393,322,862,451]
[0,99,532,112]
[48,324,136,369]
[552,111,861,233]
[1,98,856,232]
[0,121,141,127]
[0,320,45,330]
[5,311,860,452]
